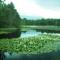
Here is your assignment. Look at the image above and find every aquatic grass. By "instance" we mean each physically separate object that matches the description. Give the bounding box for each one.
[0,34,60,54]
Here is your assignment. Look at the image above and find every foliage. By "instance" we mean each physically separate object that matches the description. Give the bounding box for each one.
[21,18,60,26]
[0,1,21,28]
[0,34,60,54]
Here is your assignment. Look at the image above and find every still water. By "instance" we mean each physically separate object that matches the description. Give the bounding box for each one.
[20,29,60,38]
[2,29,60,60]
[20,30,42,38]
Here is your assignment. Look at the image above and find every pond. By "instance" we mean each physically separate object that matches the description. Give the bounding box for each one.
[1,29,60,60]
[20,30,42,38]
[20,29,60,38]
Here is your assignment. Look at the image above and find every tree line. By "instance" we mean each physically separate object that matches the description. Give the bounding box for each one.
[0,0,21,38]
[21,18,60,26]
[0,0,21,28]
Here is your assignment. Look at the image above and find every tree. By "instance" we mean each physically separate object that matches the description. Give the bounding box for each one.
[0,1,21,59]
[0,1,21,36]
[0,1,21,28]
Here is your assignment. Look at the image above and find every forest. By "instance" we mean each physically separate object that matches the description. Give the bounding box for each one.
[21,18,60,26]
[0,0,21,28]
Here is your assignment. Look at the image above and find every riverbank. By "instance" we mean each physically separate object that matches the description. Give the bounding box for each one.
[0,34,60,54]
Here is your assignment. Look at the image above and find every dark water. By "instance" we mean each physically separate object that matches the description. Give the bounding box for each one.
[2,50,60,60]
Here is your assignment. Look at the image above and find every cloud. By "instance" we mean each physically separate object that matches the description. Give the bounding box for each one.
[5,0,60,18]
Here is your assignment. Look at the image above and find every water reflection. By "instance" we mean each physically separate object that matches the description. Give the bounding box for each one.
[20,29,60,38]
[21,30,42,38]
[3,50,60,60]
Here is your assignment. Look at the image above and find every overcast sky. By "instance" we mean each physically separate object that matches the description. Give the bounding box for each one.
[5,0,60,19]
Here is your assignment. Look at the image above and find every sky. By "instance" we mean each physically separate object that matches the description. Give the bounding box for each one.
[5,0,60,19]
